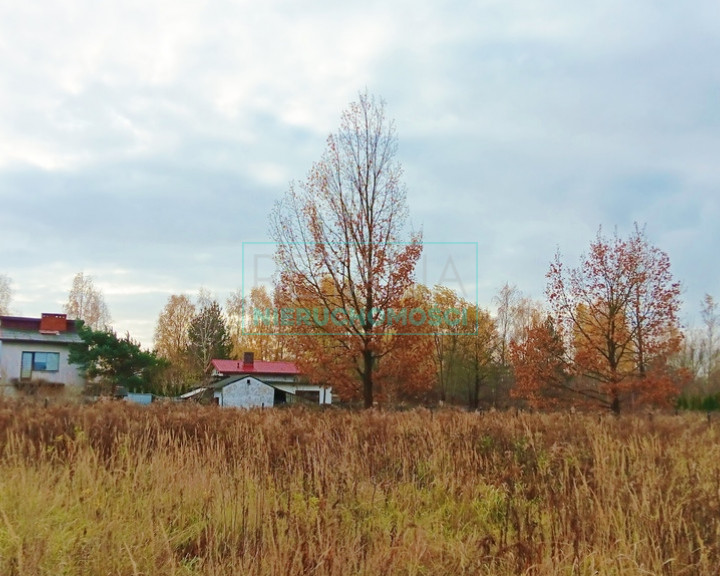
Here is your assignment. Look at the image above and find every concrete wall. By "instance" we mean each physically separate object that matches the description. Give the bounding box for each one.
[215,376,275,408]
[0,341,84,393]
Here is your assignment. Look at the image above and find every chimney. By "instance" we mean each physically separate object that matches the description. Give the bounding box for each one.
[40,313,67,333]
[243,352,254,367]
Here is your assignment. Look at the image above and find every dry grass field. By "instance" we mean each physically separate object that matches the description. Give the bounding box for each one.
[0,400,719,575]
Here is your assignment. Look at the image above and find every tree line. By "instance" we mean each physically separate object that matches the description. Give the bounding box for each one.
[2,245,718,411]
[2,92,718,411]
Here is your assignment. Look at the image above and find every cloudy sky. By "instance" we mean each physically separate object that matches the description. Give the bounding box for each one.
[1,0,718,347]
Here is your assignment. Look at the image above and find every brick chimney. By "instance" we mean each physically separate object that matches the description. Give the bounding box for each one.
[243,352,254,368]
[40,313,68,333]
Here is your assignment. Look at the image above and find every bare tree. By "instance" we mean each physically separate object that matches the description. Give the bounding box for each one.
[64,272,111,330]
[188,289,231,376]
[701,294,719,380]
[493,283,520,366]
[0,274,12,315]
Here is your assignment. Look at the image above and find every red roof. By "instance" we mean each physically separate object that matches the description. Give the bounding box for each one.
[210,359,300,376]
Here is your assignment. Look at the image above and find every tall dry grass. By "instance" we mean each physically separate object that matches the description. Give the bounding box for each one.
[0,400,719,575]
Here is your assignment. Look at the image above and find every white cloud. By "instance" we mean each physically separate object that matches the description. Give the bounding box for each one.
[1,0,719,346]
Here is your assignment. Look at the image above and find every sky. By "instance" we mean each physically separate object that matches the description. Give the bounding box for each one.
[1,0,719,348]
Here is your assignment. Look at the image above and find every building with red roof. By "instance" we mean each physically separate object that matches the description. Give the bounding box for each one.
[181,352,332,408]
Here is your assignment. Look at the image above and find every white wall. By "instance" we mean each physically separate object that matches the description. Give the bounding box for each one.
[0,341,84,389]
[215,376,275,408]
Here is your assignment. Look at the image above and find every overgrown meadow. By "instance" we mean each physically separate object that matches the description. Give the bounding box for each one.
[1,401,719,575]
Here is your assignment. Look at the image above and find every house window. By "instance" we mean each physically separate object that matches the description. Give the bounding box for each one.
[21,352,60,379]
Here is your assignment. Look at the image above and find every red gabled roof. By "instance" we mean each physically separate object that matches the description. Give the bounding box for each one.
[210,359,300,376]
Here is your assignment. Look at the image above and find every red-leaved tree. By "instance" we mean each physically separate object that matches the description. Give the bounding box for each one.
[544,224,684,412]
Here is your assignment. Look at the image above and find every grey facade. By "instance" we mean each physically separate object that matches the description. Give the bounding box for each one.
[0,314,84,397]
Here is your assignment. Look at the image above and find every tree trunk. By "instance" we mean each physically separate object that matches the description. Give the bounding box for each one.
[362,348,374,408]
[472,361,480,410]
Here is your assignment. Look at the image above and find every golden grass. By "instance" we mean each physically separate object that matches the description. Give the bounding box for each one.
[0,401,719,575]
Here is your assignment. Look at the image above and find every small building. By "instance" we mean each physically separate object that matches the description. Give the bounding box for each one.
[0,313,84,397]
[184,352,332,408]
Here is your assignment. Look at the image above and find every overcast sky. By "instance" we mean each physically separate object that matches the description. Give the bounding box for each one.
[1,0,718,348]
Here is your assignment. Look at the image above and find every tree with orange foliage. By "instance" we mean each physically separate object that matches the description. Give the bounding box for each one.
[510,315,572,409]
[546,224,684,412]
[226,286,286,362]
[376,284,437,404]
[275,275,363,401]
[270,92,422,408]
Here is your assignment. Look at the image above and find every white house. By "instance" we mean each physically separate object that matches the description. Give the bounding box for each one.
[0,313,84,397]
[182,353,332,408]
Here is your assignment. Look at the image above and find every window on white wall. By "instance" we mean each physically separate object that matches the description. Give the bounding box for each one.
[21,351,60,379]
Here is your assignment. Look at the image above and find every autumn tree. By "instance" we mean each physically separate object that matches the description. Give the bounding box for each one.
[492,284,544,405]
[270,91,422,408]
[430,285,464,403]
[457,305,498,409]
[510,315,571,409]
[0,274,12,315]
[153,294,196,393]
[227,286,285,361]
[276,274,366,401]
[188,291,231,377]
[375,284,437,404]
[64,272,111,330]
[547,225,683,412]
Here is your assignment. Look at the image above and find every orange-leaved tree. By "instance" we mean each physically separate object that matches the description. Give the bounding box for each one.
[276,274,362,401]
[227,286,286,362]
[270,91,422,408]
[374,284,437,404]
[547,224,683,412]
[510,315,571,409]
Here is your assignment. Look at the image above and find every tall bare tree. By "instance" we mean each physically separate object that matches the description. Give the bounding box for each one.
[188,289,231,376]
[64,272,111,330]
[271,91,422,407]
[0,274,12,315]
[700,294,719,380]
[493,283,520,366]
